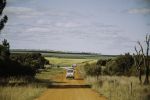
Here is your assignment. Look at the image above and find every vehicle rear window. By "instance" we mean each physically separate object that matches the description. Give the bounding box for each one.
[67,70,73,73]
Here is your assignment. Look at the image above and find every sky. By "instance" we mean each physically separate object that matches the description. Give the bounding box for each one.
[0,0,150,55]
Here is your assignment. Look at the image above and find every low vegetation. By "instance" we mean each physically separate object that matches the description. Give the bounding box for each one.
[0,67,64,100]
[0,38,63,100]
[0,85,44,100]
[81,52,150,100]
[0,40,49,77]
[86,76,150,100]
[81,35,150,100]
[84,63,102,80]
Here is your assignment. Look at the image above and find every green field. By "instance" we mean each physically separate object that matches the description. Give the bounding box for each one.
[45,57,97,67]
[11,49,117,67]
[11,49,116,59]
[11,50,116,67]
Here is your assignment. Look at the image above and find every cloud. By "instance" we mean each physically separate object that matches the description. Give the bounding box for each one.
[127,8,150,14]
[2,0,148,55]
[4,6,44,17]
[54,22,82,28]
[25,27,50,33]
[5,7,33,14]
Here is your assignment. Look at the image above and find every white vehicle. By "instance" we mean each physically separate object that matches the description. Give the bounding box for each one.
[72,64,77,69]
[66,68,75,79]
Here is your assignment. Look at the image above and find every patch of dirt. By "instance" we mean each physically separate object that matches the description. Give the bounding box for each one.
[35,67,106,100]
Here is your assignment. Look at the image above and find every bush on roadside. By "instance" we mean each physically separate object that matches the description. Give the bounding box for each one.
[0,59,36,77]
[103,53,136,76]
[84,63,101,80]
[0,40,48,77]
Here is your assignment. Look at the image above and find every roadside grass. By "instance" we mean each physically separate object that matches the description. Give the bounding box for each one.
[0,68,64,100]
[78,63,150,100]
[36,67,64,79]
[45,57,97,67]
[0,85,44,100]
[86,76,150,100]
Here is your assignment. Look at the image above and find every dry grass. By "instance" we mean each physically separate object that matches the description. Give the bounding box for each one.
[0,68,64,100]
[86,76,150,100]
[78,61,150,100]
[0,78,45,100]
[0,85,45,100]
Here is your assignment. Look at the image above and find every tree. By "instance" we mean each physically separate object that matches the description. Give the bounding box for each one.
[104,53,134,76]
[2,39,10,57]
[0,39,10,60]
[111,53,134,75]
[97,59,107,66]
[0,0,8,32]
[134,34,150,85]
[133,50,143,84]
[94,65,102,80]
[0,0,8,59]
[84,63,101,81]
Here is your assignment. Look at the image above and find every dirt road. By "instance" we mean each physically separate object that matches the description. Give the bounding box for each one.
[36,68,106,100]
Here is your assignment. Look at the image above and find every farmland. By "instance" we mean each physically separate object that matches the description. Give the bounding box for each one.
[45,57,96,67]
[10,49,116,59]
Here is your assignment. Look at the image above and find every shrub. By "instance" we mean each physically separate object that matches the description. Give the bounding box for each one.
[84,63,101,80]
[10,53,47,70]
[104,53,135,76]
[0,46,47,77]
[0,59,36,77]
[97,59,107,66]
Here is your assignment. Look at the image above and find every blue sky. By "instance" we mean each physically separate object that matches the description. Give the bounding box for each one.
[0,0,150,54]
